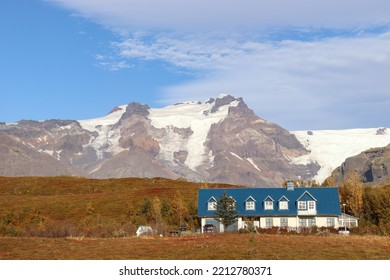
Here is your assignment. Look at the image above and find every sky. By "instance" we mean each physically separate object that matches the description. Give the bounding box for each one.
[1,0,390,130]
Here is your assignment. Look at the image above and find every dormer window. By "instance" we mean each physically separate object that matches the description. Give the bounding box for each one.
[279,200,288,210]
[264,201,273,210]
[246,201,255,210]
[263,196,274,210]
[296,191,317,212]
[278,196,289,210]
[207,197,217,211]
[245,196,256,210]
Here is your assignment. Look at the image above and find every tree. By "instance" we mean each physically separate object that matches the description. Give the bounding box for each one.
[150,196,167,234]
[150,197,162,225]
[139,198,152,223]
[171,190,188,226]
[160,198,172,223]
[362,186,390,226]
[186,199,199,229]
[322,172,338,187]
[340,171,363,217]
[214,192,238,232]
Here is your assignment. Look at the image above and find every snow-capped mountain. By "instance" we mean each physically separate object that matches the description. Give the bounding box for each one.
[1,94,389,187]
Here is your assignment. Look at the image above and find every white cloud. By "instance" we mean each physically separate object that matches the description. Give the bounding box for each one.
[47,0,390,31]
[114,36,249,71]
[149,33,390,129]
[46,0,390,129]
[97,60,133,71]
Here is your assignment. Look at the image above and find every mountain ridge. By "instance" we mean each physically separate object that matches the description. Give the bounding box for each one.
[1,95,389,187]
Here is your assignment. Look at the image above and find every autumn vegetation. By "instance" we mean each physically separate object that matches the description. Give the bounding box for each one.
[331,171,390,235]
[1,175,389,237]
[0,175,389,259]
[0,176,234,238]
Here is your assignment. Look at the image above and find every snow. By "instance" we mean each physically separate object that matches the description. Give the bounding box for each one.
[37,135,49,144]
[236,133,244,144]
[230,152,243,161]
[58,124,73,131]
[89,164,103,174]
[39,149,55,157]
[78,105,127,132]
[149,99,240,171]
[247,158,261,172]
[78,105,127,160]
[217,93,230,99]
[291,128,390,183]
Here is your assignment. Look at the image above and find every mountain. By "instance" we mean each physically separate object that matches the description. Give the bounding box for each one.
[0,95,318,187]
[291,128,390,184]
[1,95,389,187]
[328,143,390,186]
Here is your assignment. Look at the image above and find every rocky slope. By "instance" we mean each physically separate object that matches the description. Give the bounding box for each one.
[329,143,390,186]
[0,95,318,187]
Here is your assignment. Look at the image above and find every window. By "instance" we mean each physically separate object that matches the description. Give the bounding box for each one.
[264,200,273,210]
[280,218,288,227]
[246,200,255,210]
[279,200,288,210]
[308,201,316,210]
[299,218,315,227]
[327,218,335,227]
[208,199,217,211]
[298,201,306,210]
[265,218,273,228]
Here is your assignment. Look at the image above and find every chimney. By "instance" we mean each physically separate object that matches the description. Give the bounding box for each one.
[287,180,294,191]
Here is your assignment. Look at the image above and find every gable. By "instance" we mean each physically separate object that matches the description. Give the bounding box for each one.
[296,191,317,202]
[278,195,289,202]
[245,196,256,202]
[263,195,274,202]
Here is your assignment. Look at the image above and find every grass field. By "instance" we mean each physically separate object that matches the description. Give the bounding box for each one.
[1,176,389,260]
[0,233,389,260]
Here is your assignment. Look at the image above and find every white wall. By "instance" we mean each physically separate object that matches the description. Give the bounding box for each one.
[202,216,339,233]
[258,217,298,228]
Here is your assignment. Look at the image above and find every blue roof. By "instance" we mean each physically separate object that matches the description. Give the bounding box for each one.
[198,187,341,217]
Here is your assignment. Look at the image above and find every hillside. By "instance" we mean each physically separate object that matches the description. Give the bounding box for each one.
[0,176,237,237]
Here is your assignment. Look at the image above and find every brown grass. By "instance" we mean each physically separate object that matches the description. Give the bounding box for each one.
[1,177,389,260]
[0,234,389,260]
[0,176,207,236]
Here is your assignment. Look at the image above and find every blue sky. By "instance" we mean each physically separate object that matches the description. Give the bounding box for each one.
[1,0,390,130]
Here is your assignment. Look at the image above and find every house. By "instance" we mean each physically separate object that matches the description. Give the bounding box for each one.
[198,185,342,233]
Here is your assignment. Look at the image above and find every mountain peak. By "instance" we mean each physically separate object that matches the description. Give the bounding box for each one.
[210,94,240,113]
